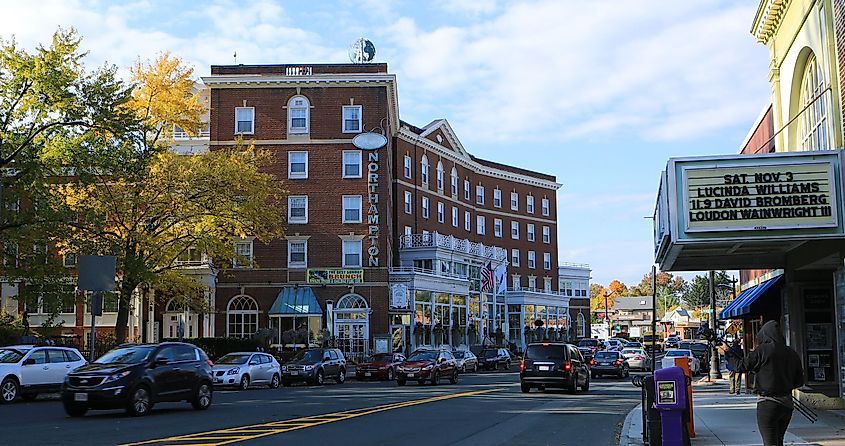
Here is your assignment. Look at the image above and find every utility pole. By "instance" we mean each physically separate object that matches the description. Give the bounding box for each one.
[604,291,612,338]
[709,270,722,379]
[651,265,657,373]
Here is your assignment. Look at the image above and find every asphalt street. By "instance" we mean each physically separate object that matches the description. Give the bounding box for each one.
[0,369,643,446]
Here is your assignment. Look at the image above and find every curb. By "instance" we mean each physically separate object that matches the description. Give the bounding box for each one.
[619,403,643,446]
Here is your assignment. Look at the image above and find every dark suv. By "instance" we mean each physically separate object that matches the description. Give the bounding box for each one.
[61,342,213,417]
[280,348,346,386]
[479,348,511,370]
[396,350,458,386]
[520,343,589,394]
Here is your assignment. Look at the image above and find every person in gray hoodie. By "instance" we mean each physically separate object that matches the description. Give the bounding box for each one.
[718,320,804,446]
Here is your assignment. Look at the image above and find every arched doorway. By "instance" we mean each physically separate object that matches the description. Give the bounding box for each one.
[334,294,369,362]
[163,299,199,339]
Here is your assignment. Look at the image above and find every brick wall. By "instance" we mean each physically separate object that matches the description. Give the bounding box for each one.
[741,105,775,154]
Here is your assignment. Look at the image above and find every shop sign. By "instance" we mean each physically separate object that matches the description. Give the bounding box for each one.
[654,171,670,259]
[366,151,380,267]
[683,161,837,232]
[390,283,408,309]
[307,269,364,285]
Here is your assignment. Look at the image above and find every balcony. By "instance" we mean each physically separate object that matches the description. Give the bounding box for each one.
[388,266,470,296]
[398,233,507,262]
[505,287,571,306]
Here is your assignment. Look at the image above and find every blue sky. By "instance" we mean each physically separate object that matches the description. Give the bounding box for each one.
[0,0,769,286]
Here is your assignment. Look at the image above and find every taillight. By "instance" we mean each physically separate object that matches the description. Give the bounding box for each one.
[563,360,572,372]
[519,360,525,372]
[207,359,214,367]
[635,356,643,360]
[589,359,596,365]
[613,360,622,366]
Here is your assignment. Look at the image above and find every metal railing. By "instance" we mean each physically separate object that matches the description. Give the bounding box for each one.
[559,262,591,269]
[506,287,571,298]
[388,266,469,280]
[398,233,507,261]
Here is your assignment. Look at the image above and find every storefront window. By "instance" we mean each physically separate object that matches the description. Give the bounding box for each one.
[508,305,522,345]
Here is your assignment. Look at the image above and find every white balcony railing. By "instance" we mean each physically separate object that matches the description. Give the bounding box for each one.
[398,233,507,261]
[559,262,591,269]
[506,287,572,298]
[389,266,468,280]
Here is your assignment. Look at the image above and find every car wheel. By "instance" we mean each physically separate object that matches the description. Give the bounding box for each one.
[335,368,346,384]
[505,361,511,370]
[431,371,441,386]
[63,402,88,417]
[269,374,280,389]
[569,378,579,394]
[449,370,458,384]
[126,385,153,417]
[473,364,478,373]
[313,370,324,386]
[494,362,499,371]
[387,368,395,381]
[397,379,406,386]
[520,383,530,393]
[581,374,590,392]
[240,375,250,390]
[0,377,19,404]
[191,382,212,410]
[21,393,38,402]
[460,365,466,374]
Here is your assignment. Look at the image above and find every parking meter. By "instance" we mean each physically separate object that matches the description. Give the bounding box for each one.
[654,366,688,446]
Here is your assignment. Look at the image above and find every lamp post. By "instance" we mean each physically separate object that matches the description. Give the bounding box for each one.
[708,271,722,379]
[604,291,612,338]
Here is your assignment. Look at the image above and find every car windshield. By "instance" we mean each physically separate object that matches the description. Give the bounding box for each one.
[690,344,708,353]
[366,354,392,363]
[665,350,690,357]
[622,349,640,355]
[483,350,498,358]
[578,340,598,347]
[594,352,619,360]
[95,346,155,364]
[217,354,251,365]
[627,342,642,347]
[453,351,466,359]
[526,345,565,360]
[407,351,437,362]
[0,349,26,363]
[291,350,322,362]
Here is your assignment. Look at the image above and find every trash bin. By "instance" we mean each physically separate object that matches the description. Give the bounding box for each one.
[654,366,690,446]
[633,374,662,445]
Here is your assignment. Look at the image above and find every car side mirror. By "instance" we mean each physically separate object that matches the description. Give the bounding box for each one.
[437,358,445,364]
[153,357,169,367]
[249,361,258,365]
[323,355,331,361]
[23,358,35,366]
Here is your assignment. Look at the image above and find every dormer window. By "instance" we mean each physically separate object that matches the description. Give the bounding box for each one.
[288,96,309,134]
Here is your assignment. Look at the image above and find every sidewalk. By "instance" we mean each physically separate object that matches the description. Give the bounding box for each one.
[620,378,845,446]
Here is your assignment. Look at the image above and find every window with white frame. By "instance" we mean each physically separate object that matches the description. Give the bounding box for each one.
[464,180,470,200]
[527,251,536,269]
[544,277,552,292]
[511,192,518,210]
[542,198,550,216]
[494,218,503,237]
[528,276,537,289]
[404,226,412,236]
[543,252,551,270]
[464,211,471,231]
[288,196,308,224]
[404,156,412,178]
[436,161,444,191]
[577,313,586,337]
[437,202,445,223]
[450,168,458,196]
[527,223,535,242]
[288,151,308,179]
[342,240,362,267]
[799,54,830,151]
[288,96,309,134]
[476,215,486,235]
[63,253,78,268]
[493,189,502,208]
[542,226,550,244]
[476,185,485,204]
[287,240,307,268]
[233,240,253,268]
[422,196,430,219]
[342,150,362,178]
[235,107,254,134]
[227,295,259,338]
[342,105,362,133]
[511,249,520,267]
[404,191,412,214]
[511,221,519,239]
[421,155,429,186]
[527,195,535,214]
[512,275,521,290]
[451,207,458,227]
[342,195,362,223]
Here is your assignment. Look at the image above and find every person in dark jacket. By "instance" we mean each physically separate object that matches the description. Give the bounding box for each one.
[726,338,744,394]
[718,321,804,446]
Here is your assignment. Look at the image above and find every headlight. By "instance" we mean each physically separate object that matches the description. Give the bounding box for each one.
[423,365,433,371]
[281,365,287,371]
[227,367,240,375]
[304,365,314,371]
[105,370,131,383]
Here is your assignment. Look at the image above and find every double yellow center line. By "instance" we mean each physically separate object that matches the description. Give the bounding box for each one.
[122,388,501,446]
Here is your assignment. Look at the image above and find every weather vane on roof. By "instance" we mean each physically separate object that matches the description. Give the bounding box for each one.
[348,38,376,64]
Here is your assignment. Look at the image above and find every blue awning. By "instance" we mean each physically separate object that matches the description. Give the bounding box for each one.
[718,275,783,320]
[268,287,322,315]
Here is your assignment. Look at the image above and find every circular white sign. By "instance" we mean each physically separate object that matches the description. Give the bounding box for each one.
[352,132,388,150]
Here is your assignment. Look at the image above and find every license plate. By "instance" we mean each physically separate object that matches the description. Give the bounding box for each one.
[407,373,415,378]
[364,372,372,377]
[289,371,299,376]
[74,393,88,402]
[600,362,610,366]
[538,366,550,371]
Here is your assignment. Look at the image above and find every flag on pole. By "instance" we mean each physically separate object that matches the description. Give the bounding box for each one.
[481,262,494,292]
[494,262,507,295]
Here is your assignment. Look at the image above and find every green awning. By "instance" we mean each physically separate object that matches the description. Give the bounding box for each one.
[268,287,322,315]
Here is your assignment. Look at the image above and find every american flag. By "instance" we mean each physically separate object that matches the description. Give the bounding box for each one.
[481,262,494,292]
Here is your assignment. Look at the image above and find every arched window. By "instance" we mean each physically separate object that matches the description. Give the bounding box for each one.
[335,293,369,310]
[577,312,586,338]
[165,299,186,312]
[227,295,259,338]
[436,161,444,191]
[288,95,310,134]
[421,155,429,186]
[450,167,458,196]
[798,54,830,151]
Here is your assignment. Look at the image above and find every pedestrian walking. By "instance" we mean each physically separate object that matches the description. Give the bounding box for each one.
[718,321,804,446]
[726,338,744,394]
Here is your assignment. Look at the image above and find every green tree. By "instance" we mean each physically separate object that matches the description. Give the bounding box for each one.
[682,271,733,309]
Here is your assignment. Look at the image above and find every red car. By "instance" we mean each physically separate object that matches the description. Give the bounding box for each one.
[354,353,406,381]
[396,350,458,386]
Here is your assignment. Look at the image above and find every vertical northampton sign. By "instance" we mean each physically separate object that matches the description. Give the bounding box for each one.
[353,132,389,267]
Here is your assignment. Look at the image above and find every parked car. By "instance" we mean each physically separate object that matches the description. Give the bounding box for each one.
[452,350,478,373]
[624,341,643,349]
[0,345,87,404]
[355,353,405,381]
[621,348,652,371]
[577,339,601,354]
[396,350,458,386]
[604,339,624,351]
[589,351,630,378]
[577,347,594,364]
[679,341,710,368]
[212,352,280,389]
[661,349,701,375]
[479,348,512,370]
[520,343,589,394]
[61,342,213,417]
[664,335,681,349]
[280,348,346,386]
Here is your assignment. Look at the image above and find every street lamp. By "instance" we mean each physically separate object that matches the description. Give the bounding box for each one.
[604,291,612,338]
[708,271,722,379]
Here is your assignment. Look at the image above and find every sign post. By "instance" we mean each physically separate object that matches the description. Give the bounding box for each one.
[77,256,116,362]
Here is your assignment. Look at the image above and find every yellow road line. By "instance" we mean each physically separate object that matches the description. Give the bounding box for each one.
[121,388,501,446]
